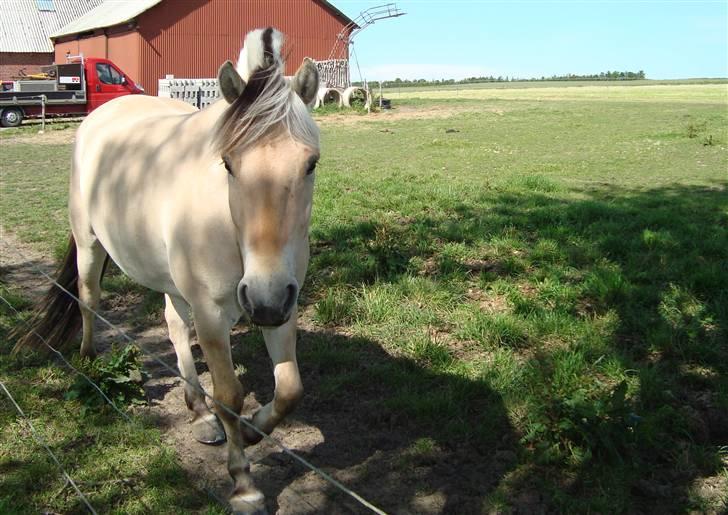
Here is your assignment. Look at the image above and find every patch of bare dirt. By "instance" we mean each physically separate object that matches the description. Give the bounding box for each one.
[466,287,510,315]
[689,472,728,514]
[0,231,56,301]
[1,127,77,145]
[314,103,495,126]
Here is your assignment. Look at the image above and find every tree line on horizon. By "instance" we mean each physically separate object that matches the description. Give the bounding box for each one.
[357,70,646,88]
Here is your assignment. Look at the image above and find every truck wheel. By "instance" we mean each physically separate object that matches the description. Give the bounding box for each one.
[1,107,23,128]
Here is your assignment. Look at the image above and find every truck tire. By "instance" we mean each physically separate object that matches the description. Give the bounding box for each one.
[1,107,24,128]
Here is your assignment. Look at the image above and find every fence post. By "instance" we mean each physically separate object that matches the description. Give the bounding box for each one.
[40,95,46,133]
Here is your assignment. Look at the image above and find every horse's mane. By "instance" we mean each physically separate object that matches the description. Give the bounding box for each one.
[213,30,318,156]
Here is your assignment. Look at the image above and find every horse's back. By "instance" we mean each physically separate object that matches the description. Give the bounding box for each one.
[71,95,216,294]
[89,94,197,122]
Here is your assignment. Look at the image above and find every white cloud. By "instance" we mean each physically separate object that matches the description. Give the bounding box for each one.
[359,63,495,81]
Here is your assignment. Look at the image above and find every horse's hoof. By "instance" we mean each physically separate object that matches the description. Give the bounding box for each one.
[79,348,97,360]
[241,416,264,445]
[230,490,267,515]
[192,413,226,445]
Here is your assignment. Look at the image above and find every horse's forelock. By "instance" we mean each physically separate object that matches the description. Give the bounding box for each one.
[233,65,278,113]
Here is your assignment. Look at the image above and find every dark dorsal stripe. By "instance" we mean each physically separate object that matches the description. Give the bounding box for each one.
[234,27,278,110]
[262,27,275,68]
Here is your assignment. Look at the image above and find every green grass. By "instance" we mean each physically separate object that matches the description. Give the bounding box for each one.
[385,82,727,105]
[0,142,73,259]
[309,83,727,511]
[2,83,727,512]
[382,77,728,95]
[0,285,224,514]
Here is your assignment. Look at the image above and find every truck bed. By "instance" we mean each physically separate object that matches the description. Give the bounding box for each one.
[0,90,86,106]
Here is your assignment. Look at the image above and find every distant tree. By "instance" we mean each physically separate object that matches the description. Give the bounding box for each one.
[374,69,646,89]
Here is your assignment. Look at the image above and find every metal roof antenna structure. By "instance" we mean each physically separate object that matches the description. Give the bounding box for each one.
[327,3,406,62]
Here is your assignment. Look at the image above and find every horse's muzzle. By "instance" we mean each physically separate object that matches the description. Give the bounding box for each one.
[238,279,297,327]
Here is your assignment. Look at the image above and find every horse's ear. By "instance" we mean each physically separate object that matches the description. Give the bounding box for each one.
[291,58,319,106]
[218,60,246,103]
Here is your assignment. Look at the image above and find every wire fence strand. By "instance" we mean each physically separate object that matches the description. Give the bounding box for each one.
[0,380,98,515]
[2,243,386,515]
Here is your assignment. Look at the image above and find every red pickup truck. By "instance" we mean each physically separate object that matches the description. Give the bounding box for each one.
[0,57,143,127]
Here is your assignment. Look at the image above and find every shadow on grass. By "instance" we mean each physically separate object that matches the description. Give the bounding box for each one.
[302,180,727,512]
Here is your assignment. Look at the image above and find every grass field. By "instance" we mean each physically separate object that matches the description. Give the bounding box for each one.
[2,82,727,513]
[381,77,728,94]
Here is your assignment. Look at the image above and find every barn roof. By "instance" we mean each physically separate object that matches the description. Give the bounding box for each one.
[0,0,104,53]
[50,0,163,38]
[317,0,358,28]
[50,0,357,39]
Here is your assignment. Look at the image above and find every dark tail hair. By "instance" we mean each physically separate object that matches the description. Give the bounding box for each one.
[11,234,108,354]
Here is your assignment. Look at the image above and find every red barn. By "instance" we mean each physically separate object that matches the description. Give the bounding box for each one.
[50,0,354,95]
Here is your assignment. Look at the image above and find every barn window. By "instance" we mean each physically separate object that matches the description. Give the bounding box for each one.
[35,0,55,11]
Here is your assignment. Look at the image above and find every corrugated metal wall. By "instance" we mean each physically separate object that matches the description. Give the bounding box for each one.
[54,34,106,63]
[54,40,78,61]
[78,36,106,62]
[107,31,141,84]
[137,0,350,96]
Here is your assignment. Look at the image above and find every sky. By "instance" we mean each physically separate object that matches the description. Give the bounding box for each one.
[332,0,728,81]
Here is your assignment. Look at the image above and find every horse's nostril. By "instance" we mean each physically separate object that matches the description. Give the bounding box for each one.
[238,283,253,313]
[283,283,297,313]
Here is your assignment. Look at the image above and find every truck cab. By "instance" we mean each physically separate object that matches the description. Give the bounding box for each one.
[0,56,143,127]
[84,58,144,112]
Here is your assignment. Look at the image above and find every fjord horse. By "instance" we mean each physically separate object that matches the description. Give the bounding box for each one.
[15,28,320,513]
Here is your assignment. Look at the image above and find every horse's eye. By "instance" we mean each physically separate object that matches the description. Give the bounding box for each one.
[306,159,318,176]
[222,157,233,175]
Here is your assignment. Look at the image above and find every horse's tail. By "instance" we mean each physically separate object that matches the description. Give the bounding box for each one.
[11,234,105,354]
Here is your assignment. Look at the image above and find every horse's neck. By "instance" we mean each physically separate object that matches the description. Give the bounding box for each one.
[191,100,228,136]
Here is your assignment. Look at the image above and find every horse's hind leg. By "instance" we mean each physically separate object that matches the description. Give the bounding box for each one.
[164,294,225,445]
[75,238,107,359]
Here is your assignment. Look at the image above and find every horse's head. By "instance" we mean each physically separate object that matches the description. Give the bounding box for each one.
[214,28,319,327]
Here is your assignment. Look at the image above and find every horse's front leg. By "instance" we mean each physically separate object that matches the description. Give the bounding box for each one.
[193,304,265,515]
[243,308,303,445]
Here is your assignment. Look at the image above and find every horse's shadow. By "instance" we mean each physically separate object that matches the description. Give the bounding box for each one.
[233,328,518,514]
[281,180,728,513]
